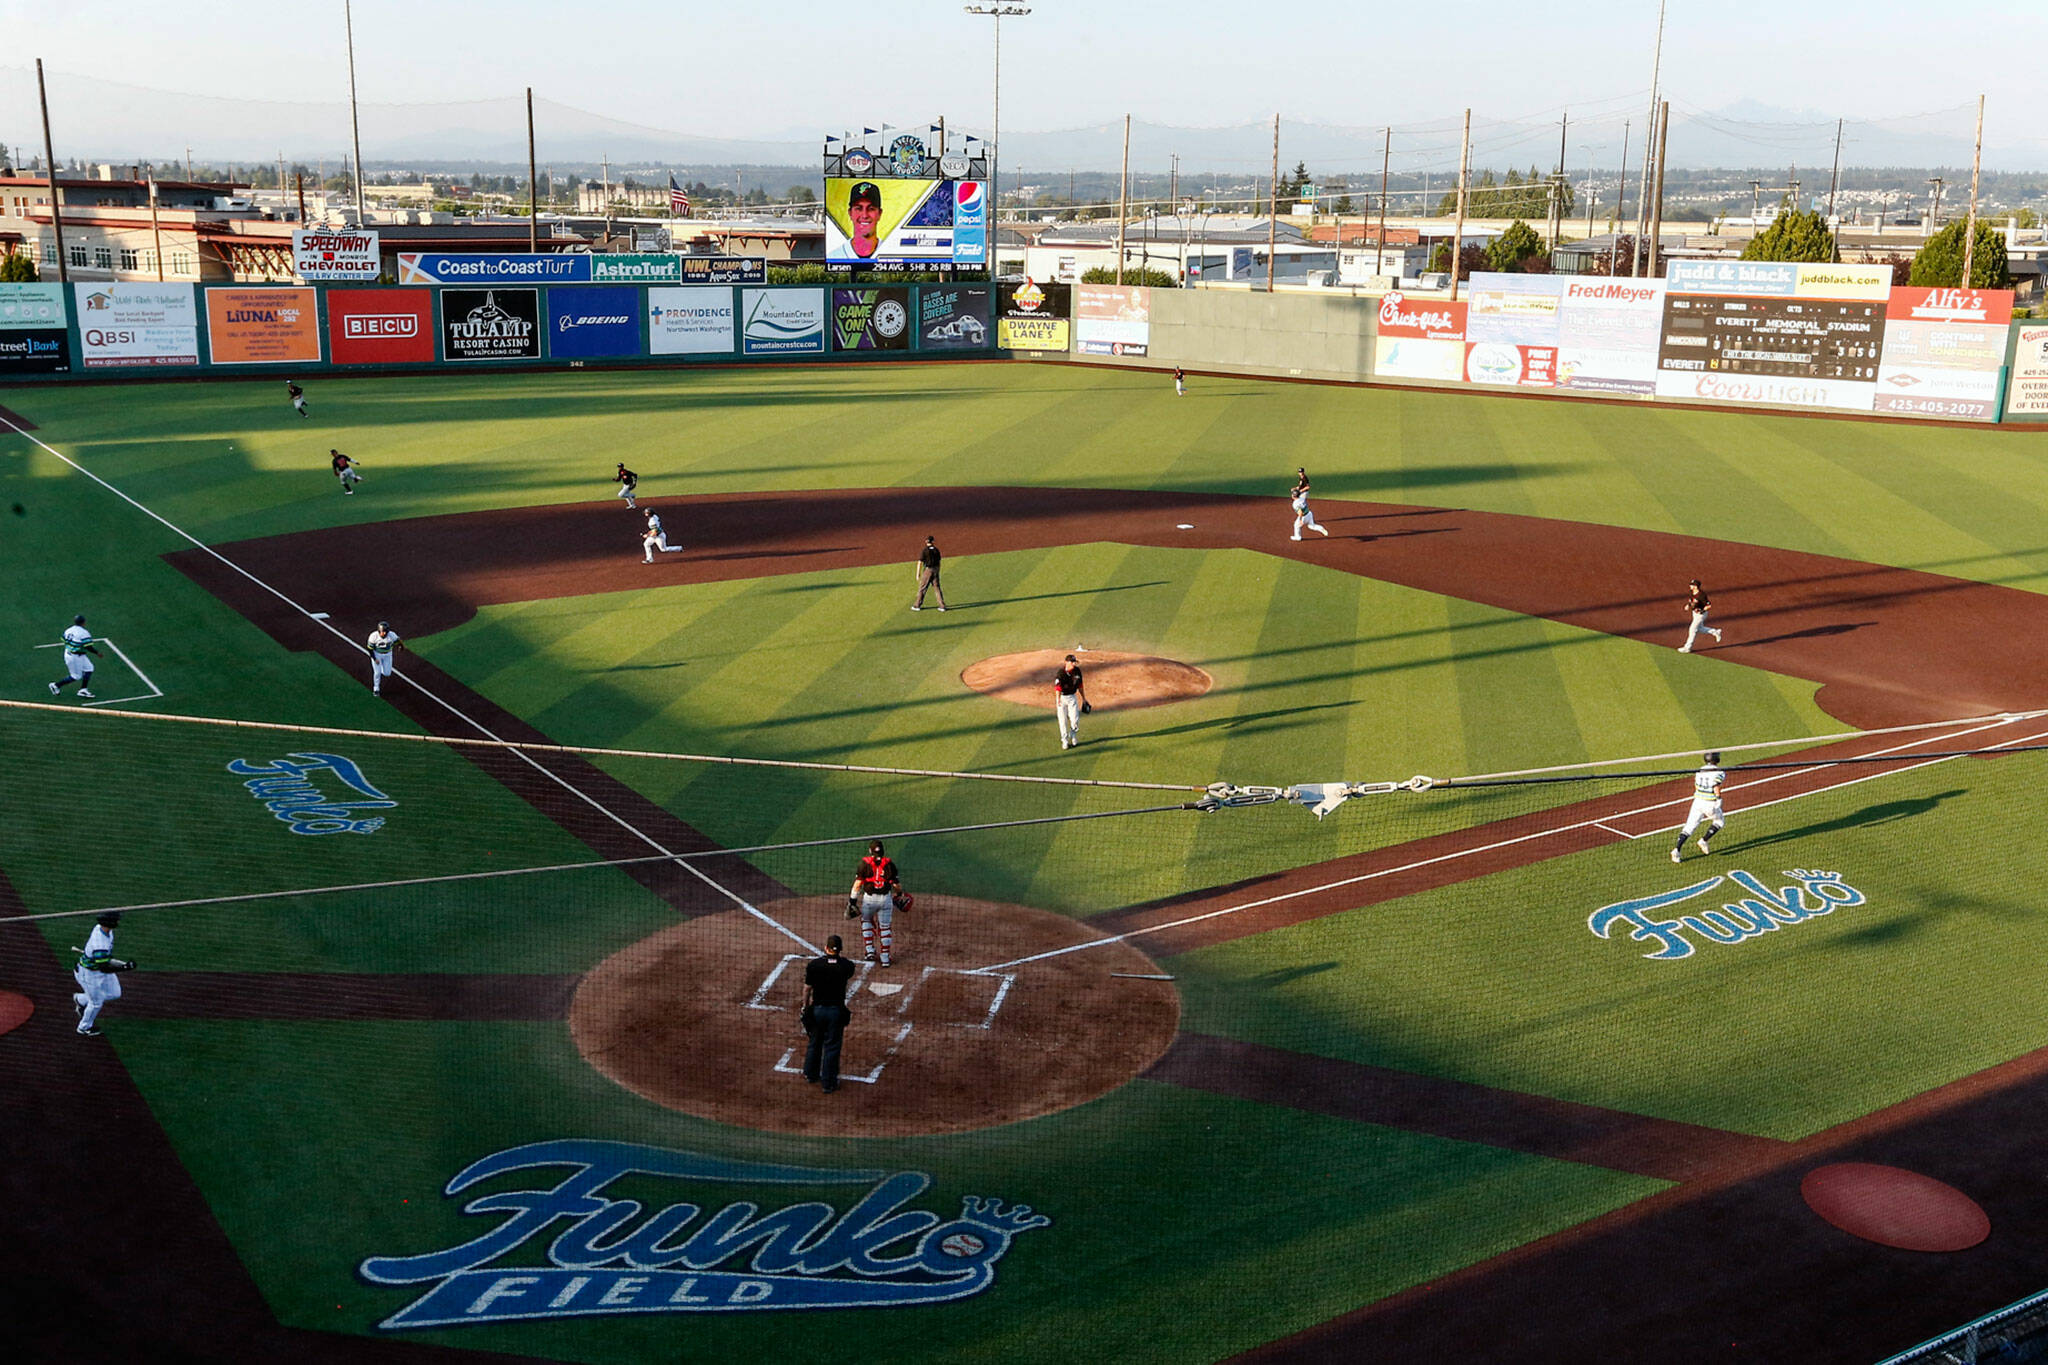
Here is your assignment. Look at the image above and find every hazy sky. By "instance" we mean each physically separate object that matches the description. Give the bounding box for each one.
[8,0,2043,149]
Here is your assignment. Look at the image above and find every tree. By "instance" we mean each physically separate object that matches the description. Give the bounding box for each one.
[1741,208,1835,263]
[1080,266,1178,288]
[2016,208,2039,230]
[1428,242,1490,276]
[0,250,38,283]
[1485,219,1546,272]
[1910,220,2012,289]
[1594,235,1666,279]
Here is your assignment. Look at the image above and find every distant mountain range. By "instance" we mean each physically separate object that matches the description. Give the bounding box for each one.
[5,68,2043,175]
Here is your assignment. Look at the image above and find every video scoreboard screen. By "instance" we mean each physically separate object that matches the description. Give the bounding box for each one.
[1658,294,1885,384]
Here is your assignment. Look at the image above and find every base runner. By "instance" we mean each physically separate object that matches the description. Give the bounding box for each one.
[48,614,101,700]
[72,912,134,1037]
[366,620,402,696]
[1671,751,1727,863]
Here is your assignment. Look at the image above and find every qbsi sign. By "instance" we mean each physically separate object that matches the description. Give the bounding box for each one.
[327,289,435,365]
[546,286,640,359]
[441,289,541,362]
[74,283,199,368]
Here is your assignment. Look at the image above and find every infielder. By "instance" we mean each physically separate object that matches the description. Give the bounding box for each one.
[846,839,912,966]
[1053,654,1091,750]
[48,614,100,700]
[1290,468,1330,540]
[330,448,363,495]
[72,912,134,1037]
[1680,579,1723,653]
[642,508,684,562]
[366,620,401,695]
[286,379,309,418]
[614,463,639,509]
[1671,751,1727,863]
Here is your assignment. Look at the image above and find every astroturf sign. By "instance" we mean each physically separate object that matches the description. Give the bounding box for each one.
[1588,869,1865,960]
[359,1140,1049,1328]
[226,753,394,835]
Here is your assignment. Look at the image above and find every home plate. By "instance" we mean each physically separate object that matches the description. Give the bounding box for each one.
[309,612,330,620]
[869,982,903,997]
[1176,523,1194,529]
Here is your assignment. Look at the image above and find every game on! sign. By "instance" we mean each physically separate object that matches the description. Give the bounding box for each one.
[326,288,435,365]
[293,229,381,281]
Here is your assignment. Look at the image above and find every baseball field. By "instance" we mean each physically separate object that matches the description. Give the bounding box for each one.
[8,360,2048,1361]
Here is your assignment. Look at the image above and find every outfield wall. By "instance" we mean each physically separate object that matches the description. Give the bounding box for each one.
[1032,277,2048,425]
[0,280,994,385]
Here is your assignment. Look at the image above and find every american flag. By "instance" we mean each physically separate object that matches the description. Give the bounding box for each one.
[668,174,690,216]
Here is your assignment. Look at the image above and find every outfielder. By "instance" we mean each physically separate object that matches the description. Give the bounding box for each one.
[614,463,639,509]
[330,448,363,495]
[1680,578,1723,653]
[1671,752,1727,863]
[846,839,912,966]
[48,614,100,700]
[286,379,309,418]
[366,620,401,695]
[1290,468,1329,540]
[642,508,684,562]
[72,912,134,1037]
[1174,367,1186,397]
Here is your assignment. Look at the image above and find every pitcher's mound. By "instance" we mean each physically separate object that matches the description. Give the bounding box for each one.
[963,649,1212,710]
[570,896,1181,1138]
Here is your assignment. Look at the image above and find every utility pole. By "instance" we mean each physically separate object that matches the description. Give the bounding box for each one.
[526,87,538,251]
[36,58,66,284]
[1267,113,1279,292]
[1750,179,1763,226]
[1549,109,1568,249]
[1116,114,1130,285]
[1376,127,1391,281]
[1450,108,1471,300]
[1826,119,1844,228]
[150,173,165,280]
[1961,94,1985,288]
[1614,119,1630,245]
[1648,100,1669,278]
[344,0,366,221]
[1634,0,1668,274]
[1926,176,1945,233]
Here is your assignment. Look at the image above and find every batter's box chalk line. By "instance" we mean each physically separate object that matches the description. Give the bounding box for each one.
[756,958,1017,1086]
[33,637,166,708]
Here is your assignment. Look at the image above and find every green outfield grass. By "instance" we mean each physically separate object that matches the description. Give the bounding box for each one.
[6,362,2048,1362]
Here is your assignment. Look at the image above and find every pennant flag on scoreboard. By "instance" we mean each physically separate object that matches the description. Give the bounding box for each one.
[669,175,690,216]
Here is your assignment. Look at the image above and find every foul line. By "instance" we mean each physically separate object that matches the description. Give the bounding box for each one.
[969,714,2040,975]
[33,637,166,707]
[0,409,816,954]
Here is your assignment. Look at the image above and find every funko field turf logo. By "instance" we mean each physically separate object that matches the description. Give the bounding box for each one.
[226,751,394,835]
[360,1140,1049,1328]
[1589,870,1865,960]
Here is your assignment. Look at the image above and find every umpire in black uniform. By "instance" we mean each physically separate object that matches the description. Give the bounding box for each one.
[800,934,856,1093]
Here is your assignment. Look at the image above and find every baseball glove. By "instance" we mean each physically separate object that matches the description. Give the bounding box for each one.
[845,897,860,919]
[1081,700,1092,715]
[894,892,914,914]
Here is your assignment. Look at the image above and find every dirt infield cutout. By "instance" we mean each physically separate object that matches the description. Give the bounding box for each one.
[963,649,1212,710]
[569,895,1180,1137]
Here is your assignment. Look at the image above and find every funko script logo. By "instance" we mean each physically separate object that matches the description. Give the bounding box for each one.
[359,1140,1049,1329]
[226,751,395,835]
[1589,869,1865,960]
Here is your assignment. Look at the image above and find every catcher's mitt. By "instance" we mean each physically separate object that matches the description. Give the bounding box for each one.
[845,897,860,919]
[1081,700,1092,715]
[894,892,915,914]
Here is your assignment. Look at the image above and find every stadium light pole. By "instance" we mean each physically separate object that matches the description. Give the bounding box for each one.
[965,4,1029,271]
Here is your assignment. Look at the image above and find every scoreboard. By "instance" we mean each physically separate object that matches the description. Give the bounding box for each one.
[1658,294,1885,383]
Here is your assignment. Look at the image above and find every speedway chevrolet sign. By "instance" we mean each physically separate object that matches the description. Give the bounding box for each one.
[293,229,381,281]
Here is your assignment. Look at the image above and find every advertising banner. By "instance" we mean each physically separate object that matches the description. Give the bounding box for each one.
[74,283,198,368]
[293,229,381,281]
[1873,286,2016,421]
[546,285,640,359]
[1465,342,1557,387]
[1074,285,1152,356]
[1465,275,1563,345]
[648,287,736,355]
[0,282,67,330]
[996,281,1071,352]
[1794,263,1894,301]
[0,329,68,374]
[1554,278,1665,395]
[1372,291,1466,382]
[586,255,687,286]
[824,178,988,266]
[327,288,435,365]
[830,288,912,351]
[399,253,591,286]
[1666,260,1799,297]
[205,287,321,365]
[2009,325,2048,418]
[441,288,541,361]
[677,256,767,285]
[917,286,992,350]
[740,287,826,356]
[1656,291,1885,411]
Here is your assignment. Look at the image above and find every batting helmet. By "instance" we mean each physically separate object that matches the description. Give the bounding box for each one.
[1705,751,1721,765]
